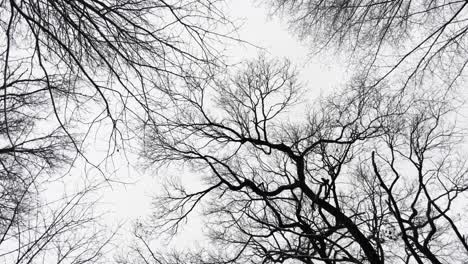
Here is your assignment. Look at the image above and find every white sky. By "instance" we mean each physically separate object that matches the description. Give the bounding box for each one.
[41,1,468,258]
[80,0,353,251]
[2,1,467,263]
[23,1,468,261]
[100,1,345,217]
[31,1,468,260]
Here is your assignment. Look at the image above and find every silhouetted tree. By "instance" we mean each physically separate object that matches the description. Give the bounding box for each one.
[0,183,115,264]
[1,0,229,165]
[132,56,468,264]
[1,0,231,262]
[266,0,468,89]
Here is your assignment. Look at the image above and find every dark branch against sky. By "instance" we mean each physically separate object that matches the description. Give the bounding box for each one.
[1,1,468,264]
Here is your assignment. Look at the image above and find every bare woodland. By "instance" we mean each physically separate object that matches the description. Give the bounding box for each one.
[1,1,468,264]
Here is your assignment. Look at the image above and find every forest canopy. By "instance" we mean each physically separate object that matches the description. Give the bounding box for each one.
[1,1,468,263]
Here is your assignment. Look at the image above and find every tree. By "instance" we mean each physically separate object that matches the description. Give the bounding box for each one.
[1,0,230,166]
[0,182,116,264]
[131,56,468,263]
[1,0,231,262]
[266,0,468,90]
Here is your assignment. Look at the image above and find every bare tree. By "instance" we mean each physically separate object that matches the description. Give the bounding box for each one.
[0,0,231,162]
[265,0,468,90]
[0,0,232,186]
[129,56,468,264]
[0,181,116,264]
[1,77,71,225]
[1,0,232,262]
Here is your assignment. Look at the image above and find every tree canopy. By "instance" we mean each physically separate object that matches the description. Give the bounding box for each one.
[1,1,468,264]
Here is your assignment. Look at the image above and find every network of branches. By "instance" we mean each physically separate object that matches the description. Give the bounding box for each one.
[126,56,468,264]
[1,1,468,264]
[267,0,468,90]
[1,0,229,263]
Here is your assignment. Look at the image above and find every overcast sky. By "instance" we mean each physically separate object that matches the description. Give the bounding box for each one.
[3,1,468,263]
[47,2,468,257]
[40,0,468,257]
[69,0,354,251]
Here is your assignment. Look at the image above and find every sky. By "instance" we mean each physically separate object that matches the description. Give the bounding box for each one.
[2,1,468,263]
[101,0,346,220]
[81,0,353,251]
[33,1,468,259]
[5,1,465,262]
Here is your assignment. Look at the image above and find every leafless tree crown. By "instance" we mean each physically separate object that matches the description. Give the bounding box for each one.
[1,1,230,263]
[267,0,468,89]
[124,56,468,264]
